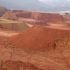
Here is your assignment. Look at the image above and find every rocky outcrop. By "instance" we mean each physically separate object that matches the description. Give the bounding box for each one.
[3,10,64,25]
[0,6,8,17]
[2,11,17,20]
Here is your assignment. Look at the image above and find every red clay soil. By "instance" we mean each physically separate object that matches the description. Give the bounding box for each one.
[1,60,42,70]
[1,26,70,70]
[0,36,9,46]
[9,26,70,51]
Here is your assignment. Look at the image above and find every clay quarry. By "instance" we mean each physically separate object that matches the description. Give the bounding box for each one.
[0,9,70,70]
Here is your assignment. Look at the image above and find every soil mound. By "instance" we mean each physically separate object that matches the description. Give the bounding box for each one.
[9,26,70,51]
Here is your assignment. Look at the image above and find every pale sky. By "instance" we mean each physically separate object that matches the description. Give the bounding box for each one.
[0,0,70,12]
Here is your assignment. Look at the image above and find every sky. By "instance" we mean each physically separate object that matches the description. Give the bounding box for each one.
[0,0,70,12]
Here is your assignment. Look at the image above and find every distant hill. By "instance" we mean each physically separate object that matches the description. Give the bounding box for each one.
[3,10,64,25]
[0,6,8,17]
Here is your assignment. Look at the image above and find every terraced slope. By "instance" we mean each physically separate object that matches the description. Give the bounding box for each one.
[0,6,8,16]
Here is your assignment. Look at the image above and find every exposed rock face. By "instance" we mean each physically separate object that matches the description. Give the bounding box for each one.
[2,11,17,20]
[0,6,8,17]
[3,10,64,25]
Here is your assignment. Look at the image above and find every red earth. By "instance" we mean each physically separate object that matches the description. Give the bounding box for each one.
[0,26,70,70]
[9,26,70,51]
[0,60,42,70]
